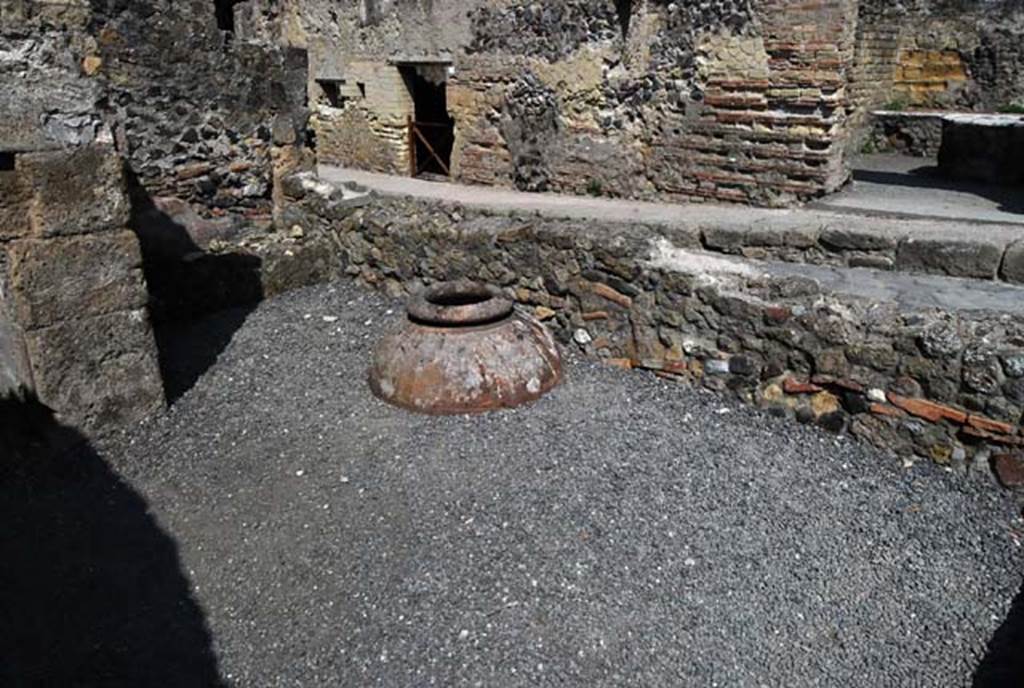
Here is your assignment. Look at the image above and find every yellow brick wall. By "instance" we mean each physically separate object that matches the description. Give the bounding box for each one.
[892,49,968,106]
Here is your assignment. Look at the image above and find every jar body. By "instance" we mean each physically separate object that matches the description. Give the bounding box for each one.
[369,311,562,415]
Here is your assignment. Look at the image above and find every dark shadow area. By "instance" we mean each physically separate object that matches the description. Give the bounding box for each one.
[154,306,255,402]
[973,579,1024,687]
[126,169,263,403]
[214,0,242,34]
[0,390,224,687]
[851,166,1024,216]
[614,0,633,39]
[401,65,454,178]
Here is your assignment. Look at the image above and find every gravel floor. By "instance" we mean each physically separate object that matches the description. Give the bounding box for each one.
[6,281,1023,687]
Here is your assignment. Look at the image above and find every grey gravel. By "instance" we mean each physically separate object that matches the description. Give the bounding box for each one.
[95,281,1023,687]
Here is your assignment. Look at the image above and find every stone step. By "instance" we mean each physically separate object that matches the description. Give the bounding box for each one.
[319,165,1024,286]
[651,239,1024,318]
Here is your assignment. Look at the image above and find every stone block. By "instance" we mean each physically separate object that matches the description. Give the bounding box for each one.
[17,145,130,237]
[24,309,164,432]
[702,225,747,253]
[0,306,31,396]
[1001,242,1024,285]
[896,237,1004,279]
[820,225,897,251]
[0,165,31,240]
[938,118,1024,186]
[991,454,1024,489]
[4,231,147,330]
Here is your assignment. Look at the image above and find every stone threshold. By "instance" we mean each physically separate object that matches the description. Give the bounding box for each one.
[319,166,1024,285]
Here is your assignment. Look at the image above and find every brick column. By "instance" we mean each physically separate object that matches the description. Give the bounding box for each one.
[687,0,859,204]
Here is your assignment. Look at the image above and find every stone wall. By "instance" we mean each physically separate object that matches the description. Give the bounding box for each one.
[0,142,164,435]
[311,59,414,173]
[852,0,1024,114]
[299,0,857,207]
[0,0,313,439]
[0,3,165,435]
[865,111,944,156]
[86,0,312,221]
[279,177,1024,487]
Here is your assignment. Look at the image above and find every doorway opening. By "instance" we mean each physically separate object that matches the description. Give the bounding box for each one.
[613,0,632,39]
[214,0,237,34]
[399,64,454,178]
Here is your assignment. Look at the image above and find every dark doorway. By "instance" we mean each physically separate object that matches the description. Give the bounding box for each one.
[614,0,632,39]
[401,65,454,178]
[214,0,237,33]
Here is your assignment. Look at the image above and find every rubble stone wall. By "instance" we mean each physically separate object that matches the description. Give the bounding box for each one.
[851,0,1024,114]
[280,181,1024,486]
[301,0,858,206]
[86,0,312,220]
[0,0,313,437]
[865,112,945,156]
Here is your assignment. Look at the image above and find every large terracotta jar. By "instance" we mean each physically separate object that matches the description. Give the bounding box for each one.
[369,281,562,414]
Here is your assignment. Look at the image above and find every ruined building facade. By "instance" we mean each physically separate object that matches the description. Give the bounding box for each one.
[302,0,1024,206]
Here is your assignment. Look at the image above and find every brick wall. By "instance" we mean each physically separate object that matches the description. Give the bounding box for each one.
[313,60,414,173]
[675,0,858,204]
[848,2,901,140]
[892,49,969,106]
[849,0,1024,141]
[306,0,861,207]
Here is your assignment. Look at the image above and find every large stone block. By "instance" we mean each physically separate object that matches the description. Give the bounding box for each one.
[0,164,31,240]
[24,309,164,432]
[1001,241,1024,285]
[896,237,1004,279]
[17,145,130,237]
[4,231,147,330]
[938,118,1024,186]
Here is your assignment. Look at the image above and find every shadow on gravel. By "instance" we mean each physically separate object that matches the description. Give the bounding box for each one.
[127,169,263,403]
[973,578,1024,687]
[154,305,257,403]
[0,390,224,687]
[852,167,1024,216]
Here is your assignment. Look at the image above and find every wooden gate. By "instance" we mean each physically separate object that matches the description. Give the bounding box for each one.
[407,116,451,177]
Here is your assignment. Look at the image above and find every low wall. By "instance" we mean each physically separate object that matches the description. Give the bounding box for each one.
[275,177,1024,488]
[866,111,944,157]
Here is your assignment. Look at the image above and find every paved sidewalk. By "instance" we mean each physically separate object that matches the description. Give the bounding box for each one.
[320,164,1024,231]
[815,154,1024,226]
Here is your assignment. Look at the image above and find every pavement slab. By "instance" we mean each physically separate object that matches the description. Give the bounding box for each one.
[815,155,1024,226]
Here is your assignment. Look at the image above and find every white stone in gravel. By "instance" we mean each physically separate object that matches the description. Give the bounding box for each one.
[867,388,886,403]
[706,360,730,375]
[573,328,592,345]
